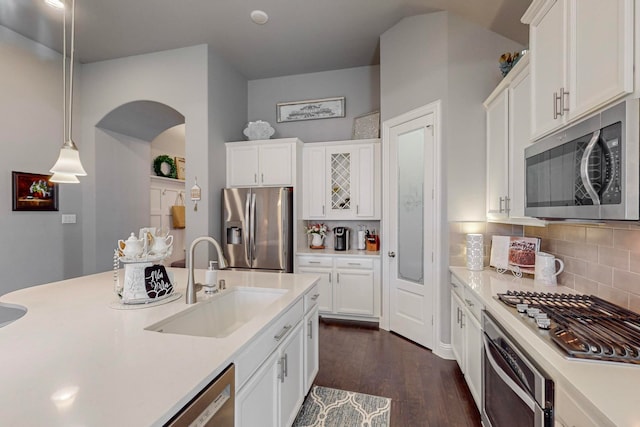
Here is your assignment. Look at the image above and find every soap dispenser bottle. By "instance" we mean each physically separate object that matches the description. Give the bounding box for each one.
[204,261,218,294]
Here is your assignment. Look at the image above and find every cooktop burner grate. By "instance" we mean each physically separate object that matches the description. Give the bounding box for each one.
[498,291,640,364]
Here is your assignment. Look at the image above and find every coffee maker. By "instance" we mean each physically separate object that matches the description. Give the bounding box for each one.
[333,227,350,251]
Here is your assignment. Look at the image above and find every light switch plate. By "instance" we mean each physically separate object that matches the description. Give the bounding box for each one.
[61,214,77,224]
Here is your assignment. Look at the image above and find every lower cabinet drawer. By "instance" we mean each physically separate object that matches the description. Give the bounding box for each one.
[298,256,332,268]
[334,258,373,270]
[235,299,304,390]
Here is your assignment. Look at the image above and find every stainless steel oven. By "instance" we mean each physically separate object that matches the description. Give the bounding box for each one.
[482,312,553,427]
[524,99,639,220]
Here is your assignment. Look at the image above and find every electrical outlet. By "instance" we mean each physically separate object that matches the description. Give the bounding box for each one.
[61,214,77,224]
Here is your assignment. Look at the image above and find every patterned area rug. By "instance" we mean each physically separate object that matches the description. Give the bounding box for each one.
[293,386,391,427]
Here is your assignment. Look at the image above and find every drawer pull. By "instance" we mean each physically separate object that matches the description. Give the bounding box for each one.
[311,293,320,301]
[274,325,292,341]
[451,283,458,288]
[283,353,288,377]
[348,262,361,266]
[308,261,321,264]
[465,299,474,307]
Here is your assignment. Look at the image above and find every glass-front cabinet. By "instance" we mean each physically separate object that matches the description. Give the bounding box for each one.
[302,139,380,220]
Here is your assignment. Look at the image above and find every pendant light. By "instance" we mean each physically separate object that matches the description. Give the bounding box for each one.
[50,0,87,182]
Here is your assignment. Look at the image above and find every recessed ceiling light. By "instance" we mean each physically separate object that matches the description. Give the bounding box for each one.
[44,0,65,9]
[250,10,269,25]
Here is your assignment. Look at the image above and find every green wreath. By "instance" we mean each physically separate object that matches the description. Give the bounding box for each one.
[153,155,177,178]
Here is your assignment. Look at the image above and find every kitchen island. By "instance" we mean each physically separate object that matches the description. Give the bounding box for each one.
[450,266,640,427]
[0,268,319,426]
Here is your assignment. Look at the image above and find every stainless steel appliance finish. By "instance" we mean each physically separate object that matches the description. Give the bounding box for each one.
[166,363,235,427]
[333,227,350,251]
[498,291,640,364]
[524,99,639,220]
[482,311,554,427]
[222,187,293,272]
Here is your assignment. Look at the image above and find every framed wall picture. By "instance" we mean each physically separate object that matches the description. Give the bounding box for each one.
[276,96,345,123]
[175,157,186,180]
[12,171,59,211]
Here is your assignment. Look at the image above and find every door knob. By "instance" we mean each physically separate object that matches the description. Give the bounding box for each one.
[388,251,396,258]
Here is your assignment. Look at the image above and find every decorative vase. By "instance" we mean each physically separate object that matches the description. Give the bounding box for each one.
[466,234,484,271]
[311,234,324,248]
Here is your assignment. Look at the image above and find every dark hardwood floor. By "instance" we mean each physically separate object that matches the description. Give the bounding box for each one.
[314,318,482,427]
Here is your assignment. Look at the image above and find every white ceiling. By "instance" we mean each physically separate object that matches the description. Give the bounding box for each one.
[0,0,530,79]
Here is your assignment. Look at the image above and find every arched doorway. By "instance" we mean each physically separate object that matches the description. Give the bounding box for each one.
[93,100,185,272]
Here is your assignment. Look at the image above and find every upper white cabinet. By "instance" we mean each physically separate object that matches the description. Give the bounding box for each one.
[226,138,302,187]
[302,139,381,220]
[484,56,544,225]
[523,0,634,140]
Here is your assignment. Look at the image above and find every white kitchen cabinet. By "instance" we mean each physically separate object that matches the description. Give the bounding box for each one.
[297,255,380,321]
[484,57,546,226]
[302,139,380,220]
[226,138,302,187]
[279,322,304,427]
[450,275,482,410]
[235,295,314,427]
[335,268,375,316]
[555,383,616,427]
[523,0,634,140]
[236,351,279,427]
[304,305,319,395]
[485,88,509,219]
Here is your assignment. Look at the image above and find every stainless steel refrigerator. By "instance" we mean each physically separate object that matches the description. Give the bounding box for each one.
[222,187,293,272]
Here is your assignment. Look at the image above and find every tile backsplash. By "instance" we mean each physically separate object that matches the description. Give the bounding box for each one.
[449,221,640,312]
[525,223,640,313]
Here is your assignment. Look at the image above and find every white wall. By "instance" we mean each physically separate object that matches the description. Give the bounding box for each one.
[248,66,380,142]
[0,26,84,295]
[380,12,523,348]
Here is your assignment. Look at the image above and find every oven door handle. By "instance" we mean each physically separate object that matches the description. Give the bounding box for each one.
[580,129,602,205]
[483,335,535,411]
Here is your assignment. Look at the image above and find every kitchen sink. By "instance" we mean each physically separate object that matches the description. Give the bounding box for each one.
[0,304,27,328]
[146,287,287,338]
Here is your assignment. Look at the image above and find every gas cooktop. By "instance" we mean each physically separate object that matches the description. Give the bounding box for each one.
[498,291,640,365]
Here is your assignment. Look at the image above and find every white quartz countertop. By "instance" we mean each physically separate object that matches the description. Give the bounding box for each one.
[296,248,380,257]
[0,268,319,426]
[449,266,640,427]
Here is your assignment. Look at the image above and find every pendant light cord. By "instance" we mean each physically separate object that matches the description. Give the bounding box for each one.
[62,1,66,142]
[68,0,75,144]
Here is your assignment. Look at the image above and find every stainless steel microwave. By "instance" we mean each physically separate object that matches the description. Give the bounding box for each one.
[524,99,640,220]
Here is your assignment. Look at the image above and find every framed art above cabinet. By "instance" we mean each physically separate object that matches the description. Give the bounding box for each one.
[302,139,381,220]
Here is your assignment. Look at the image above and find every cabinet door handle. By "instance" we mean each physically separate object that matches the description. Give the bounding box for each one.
[283,353,288,377]
[254,173,257,183]
[336,273,340,283]
[278,357,285,383]
[274,324,292,341]
[561,87,570,115]
[499,196,505,213]
[329,273,332,283]
[456,307,461,325]
[451,282,458,288]
[308,320,313,339]
[505,196,510,214]
[460,312,465,328]
[261,173,264,183]
[356,205,359,214]
[553,91,559,119]
[465,298,474,307]
[311,293,320,301]
[322,205,325,215]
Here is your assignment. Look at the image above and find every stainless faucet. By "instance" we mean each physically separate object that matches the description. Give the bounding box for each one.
[186,236,228,304]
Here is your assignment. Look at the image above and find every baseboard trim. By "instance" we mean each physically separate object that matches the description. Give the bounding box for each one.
[433,342,455,360]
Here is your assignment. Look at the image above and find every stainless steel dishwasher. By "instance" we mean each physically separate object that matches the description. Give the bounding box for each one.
[166,364,235,427]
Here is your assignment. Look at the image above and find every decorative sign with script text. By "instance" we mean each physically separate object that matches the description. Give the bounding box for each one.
[144,265,174,299]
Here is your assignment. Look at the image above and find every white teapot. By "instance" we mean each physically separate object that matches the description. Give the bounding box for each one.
[118,233,145,258]
[151,234,173,255]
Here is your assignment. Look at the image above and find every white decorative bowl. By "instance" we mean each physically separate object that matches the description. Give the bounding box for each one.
[243,120,275,140]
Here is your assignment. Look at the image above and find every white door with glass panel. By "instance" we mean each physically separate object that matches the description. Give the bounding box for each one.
[387,114,435,349]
